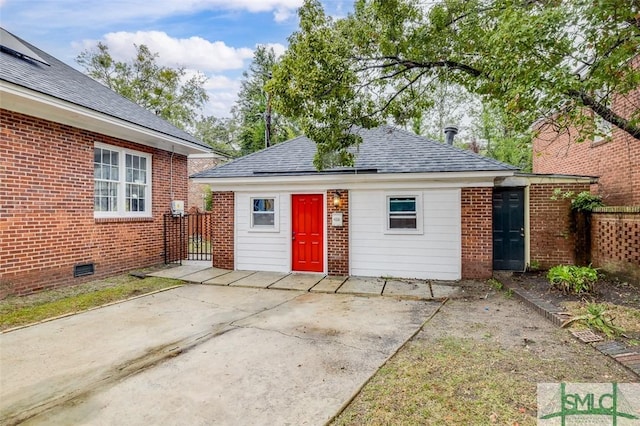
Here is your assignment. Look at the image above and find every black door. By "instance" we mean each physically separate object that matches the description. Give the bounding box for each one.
[492,188,525,270]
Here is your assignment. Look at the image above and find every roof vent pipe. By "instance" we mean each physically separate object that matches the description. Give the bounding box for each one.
[444,125,459,145]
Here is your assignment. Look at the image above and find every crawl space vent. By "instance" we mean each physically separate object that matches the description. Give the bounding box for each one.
[74,263,95,278]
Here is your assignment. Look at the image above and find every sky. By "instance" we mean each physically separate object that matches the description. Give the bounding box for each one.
[0,0,349,118]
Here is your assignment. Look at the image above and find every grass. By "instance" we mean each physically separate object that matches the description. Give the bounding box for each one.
[332,337,543,425]
[0,274,182,331]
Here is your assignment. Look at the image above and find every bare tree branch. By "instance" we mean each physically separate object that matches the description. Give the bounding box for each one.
[567,89,640,139]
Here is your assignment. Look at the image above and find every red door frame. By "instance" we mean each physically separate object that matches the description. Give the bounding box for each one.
[291,194,324,272]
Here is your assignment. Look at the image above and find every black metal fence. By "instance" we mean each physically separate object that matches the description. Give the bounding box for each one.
[164,211,213,264]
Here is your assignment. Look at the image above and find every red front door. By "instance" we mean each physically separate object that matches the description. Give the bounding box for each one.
[292,194,324,272]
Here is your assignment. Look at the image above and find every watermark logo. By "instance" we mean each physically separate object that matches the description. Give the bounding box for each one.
[538,383,640,425]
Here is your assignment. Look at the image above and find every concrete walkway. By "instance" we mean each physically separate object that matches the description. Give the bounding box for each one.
[1,285,439,425]
[148,263,461,300]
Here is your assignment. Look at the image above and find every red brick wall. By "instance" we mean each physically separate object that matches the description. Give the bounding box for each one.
[461,187,493,279]
[591,208,640,281]
[187,155,225,210]
[529,182,589,268]
[0,109,188,297]
[532,87,640,206]
[326,189,349,275]
[211,191,234,269]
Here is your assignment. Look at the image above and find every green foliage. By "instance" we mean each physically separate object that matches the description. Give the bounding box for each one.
[562,303,625,338]
[271,0,640,168]
[570,191,604,212]
[472,102,533,171]
[193,116,239,157]
[547,265,599,295]
[487,278,503,291]
[550,189,605,212]
[528,260,541,272]
[77,43,208,131]
[233,45,300,155]
[203,186,213,211]
[550,188,575,201]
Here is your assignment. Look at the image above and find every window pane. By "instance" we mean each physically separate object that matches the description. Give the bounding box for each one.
[95,146,149,215]
[388,196,417,229]
[389,217,417,229]
[253,198,274,212]
[389,197,416,212]
[126,183,146,212]
[253,212,275,226]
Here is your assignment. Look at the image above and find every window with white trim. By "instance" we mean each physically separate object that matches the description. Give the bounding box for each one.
[94,143,152,218]
[386,194,423,234]
[250,197,278,231]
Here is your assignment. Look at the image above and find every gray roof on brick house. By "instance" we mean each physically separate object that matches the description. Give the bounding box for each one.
[0,27,209,151]
[192,126,518,179]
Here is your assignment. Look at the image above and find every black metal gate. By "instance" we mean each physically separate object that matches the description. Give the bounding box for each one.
[164,211,213,264]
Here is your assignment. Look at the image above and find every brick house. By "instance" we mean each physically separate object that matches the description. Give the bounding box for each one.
[532,79,640,206]
[193,126,591,280]
[0,28,210,296]
[188,152,228,210]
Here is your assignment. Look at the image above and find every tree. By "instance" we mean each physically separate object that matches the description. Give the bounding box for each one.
[472,102,532,171]
[77,42,208,131]
[232,45,300,155]
[270,0,640,169]
[193,116,239,157]
[410,80,478,142]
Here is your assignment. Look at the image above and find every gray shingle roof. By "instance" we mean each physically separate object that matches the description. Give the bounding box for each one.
[192,126,518,178]
[0,28,209,150]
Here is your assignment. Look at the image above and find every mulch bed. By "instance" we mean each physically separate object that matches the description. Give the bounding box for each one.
[504,270,640,311]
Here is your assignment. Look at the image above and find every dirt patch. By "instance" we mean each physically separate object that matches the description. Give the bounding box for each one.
[332,284,638,425]
[502,270,640,311]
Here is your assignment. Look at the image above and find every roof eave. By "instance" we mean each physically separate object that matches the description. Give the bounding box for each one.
[0,81,210,155]
[192,169,517,190]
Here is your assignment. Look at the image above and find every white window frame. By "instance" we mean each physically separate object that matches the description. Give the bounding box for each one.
[384,193,423,235]
[249,195,279,232]
[94,142,152,219]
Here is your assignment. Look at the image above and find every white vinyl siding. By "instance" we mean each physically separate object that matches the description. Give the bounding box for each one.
[235,193,290,272]
[350,189,461,280]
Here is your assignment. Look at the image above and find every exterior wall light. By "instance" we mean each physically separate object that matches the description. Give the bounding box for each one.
[333,190,341,208]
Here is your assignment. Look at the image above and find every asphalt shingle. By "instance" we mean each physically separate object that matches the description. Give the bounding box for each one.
[0,27,208,150]
[192,126,518,178]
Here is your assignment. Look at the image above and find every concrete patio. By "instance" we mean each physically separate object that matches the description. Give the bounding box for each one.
[1,283,440,425]
[147,262,462,300]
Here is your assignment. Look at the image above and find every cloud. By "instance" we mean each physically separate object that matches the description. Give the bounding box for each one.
[260,43,287,58]
[76,31,253,72]
[5,0,303,28]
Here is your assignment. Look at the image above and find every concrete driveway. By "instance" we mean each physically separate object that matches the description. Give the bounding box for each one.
[1,284,438,425]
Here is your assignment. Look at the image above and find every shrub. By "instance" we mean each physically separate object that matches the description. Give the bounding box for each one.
[562,303,625,338]
[547,265,599,294]
[570,192,604,212]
